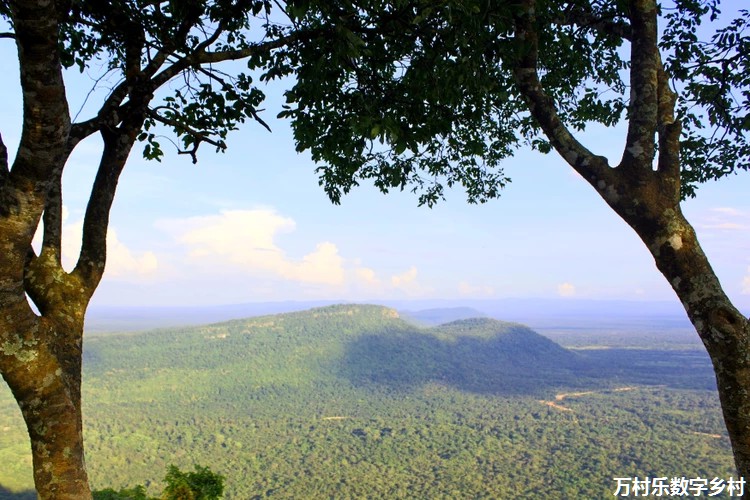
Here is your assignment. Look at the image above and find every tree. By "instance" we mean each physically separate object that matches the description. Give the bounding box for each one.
[2,0,748,497]
[0,1,313,497]
[275,0,750,486]
[92,464,224,500]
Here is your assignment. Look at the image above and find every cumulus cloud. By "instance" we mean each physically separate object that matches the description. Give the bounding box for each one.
[32,206,158,280]
[63,222,158,278]
[166,209,345,286]
[389,266,432,296]
[355,267,381,286]
[557,282,576,297]
[156,208,440,298]
[391,266,418,287]
[103,228,159,278]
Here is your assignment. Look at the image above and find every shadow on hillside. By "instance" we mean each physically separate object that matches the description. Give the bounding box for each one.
[339,331,718,397]
[0,485,35,500]
[339,330,589,397]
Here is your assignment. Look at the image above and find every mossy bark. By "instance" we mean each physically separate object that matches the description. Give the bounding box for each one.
[0,208,93,498]
[1,2,95,497]
[1,315,91,499]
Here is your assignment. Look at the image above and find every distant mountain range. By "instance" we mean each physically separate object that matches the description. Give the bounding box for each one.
[84,297,697,333]
[398,307,488,326]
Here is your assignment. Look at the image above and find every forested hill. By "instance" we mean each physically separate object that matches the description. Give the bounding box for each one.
[82,304,587,395]
[1,304,732,498]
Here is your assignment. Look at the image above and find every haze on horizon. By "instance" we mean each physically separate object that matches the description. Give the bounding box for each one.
[1,40,748,313]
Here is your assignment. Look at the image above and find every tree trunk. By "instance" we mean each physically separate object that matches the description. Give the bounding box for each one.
[615,197,750,487]
[0,239,92,499]
[1,323,91,499]
[511,0,750,489]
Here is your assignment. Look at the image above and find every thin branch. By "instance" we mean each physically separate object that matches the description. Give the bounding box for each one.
[72,68,120,123]
[195,66,273,132]
[72,23,320,146]
[273,0,297,28]
[150,28,319,90]
[147,108,224,163]
[192,19,227,55]
[0,32,14,39]
[69,77,131,145]
[147,109,223,148]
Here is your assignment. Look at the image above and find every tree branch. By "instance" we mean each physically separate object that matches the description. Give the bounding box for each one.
[512,0,615,188]
[620,0,659,170]
[149,28,318,90]
[656,58,681,193]
[147,108,225,163]
[0,132,8,185]
[69,21,305,146]
[7,1,71,188]
[194,66,273,132]
[553,7,631,41]
[69,78,133,146]
[72,126,138,291]
[23,175,69,316]
[40,174,63,264]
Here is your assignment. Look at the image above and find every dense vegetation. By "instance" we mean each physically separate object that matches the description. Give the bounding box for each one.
[93,465,224,500]
[0,305,735,498]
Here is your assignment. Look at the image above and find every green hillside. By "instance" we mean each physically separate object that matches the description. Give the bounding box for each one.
[0,304,735,498]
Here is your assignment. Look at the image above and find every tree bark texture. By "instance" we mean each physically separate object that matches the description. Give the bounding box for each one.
[513,0,750,492]
[0,1,93,498]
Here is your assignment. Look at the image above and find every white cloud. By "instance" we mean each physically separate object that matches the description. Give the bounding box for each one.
[104,228,159,278]
[62,221,158,279]
[699,222,746,231]
[698,207,747,231]
[355,267,381,286]
[557,282,576,297]
[458,281,495,297]
[391,266,417,287]
[390,266,432,296]
[155,209,443,299]
[32,206,158,280]
[743,268,750,295]
[166,209,345,286]
[712,207,743,216]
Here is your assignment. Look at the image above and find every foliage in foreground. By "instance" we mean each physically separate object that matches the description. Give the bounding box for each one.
[93,465,224,500]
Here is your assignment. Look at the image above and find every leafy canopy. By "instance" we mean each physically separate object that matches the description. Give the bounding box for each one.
[92,464,225,500]
[272,0,749,203]
[5,1,743,201]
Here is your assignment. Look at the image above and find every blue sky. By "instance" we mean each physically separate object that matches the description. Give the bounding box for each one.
[1,32,749,311]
